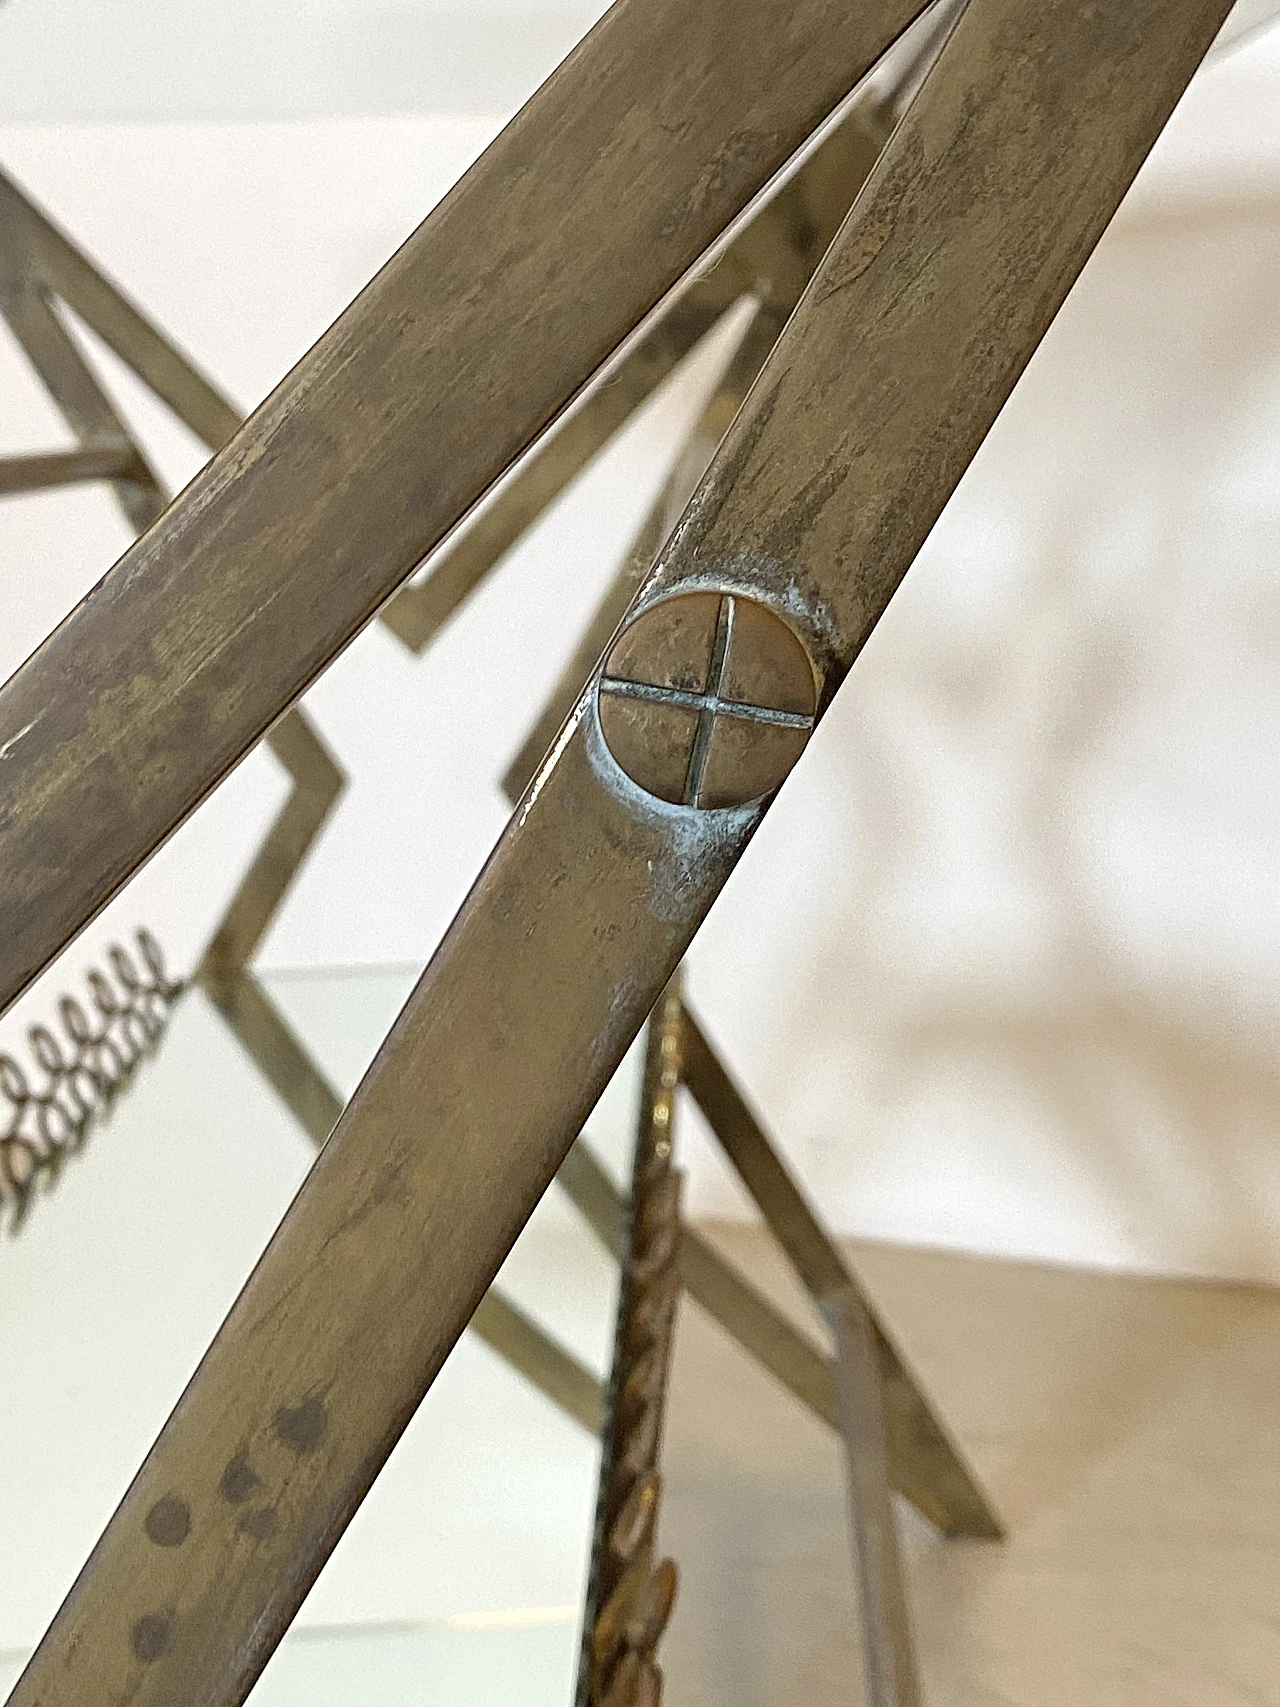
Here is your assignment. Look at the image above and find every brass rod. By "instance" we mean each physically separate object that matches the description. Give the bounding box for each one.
[823,1289,923,1707]
[680,1010,1000,1539]
[579,985,684,1706]
[0,444,140,496]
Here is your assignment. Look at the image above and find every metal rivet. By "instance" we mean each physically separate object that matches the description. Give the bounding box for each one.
[596,592,817,808]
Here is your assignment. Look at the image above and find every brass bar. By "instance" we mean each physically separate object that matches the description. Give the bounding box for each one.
[0,0,932,1016]
[823,1289,922,1707]
[559,1135,839,1436]
[502,302,788,801]
[191,972,599,1431]
[0,445,140,496]
[469,1290,605,1436]
[196,966,344,1150]
[677,1218,841,1431]
[378,284,735,655]
[200,713,345,979]
[680,1011,998,1538]
[0,169,242,454]
[387,100,890,661]
[0,155,600,1450]
[0,281,166,532]
[8,4,1230,1702]
[561,1130,991,1537]
[501,107,892,798]
[580,985,684,1706]
[681,1010,847,1299]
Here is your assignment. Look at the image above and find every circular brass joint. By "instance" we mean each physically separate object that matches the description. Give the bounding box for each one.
[596,590,817,809]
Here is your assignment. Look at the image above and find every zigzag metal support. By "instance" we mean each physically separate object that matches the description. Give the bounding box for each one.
[1,31,994,1691]
[0,172,601,1433]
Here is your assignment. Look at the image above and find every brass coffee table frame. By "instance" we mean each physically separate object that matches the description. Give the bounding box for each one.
[1,40,995,1691]
[0,0,1237,1700]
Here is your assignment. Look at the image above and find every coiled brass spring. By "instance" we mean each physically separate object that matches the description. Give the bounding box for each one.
[0,929,183,1231]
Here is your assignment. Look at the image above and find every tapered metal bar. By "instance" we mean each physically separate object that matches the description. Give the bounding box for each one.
[386,102,889,659]
[0,0,933,1017]
[9,5,1231,1703]
[379,284,736,655]
[0,281,165,532]
[200,714,345,979]
[0,170,241,454]
[823,1290,922,1707]
[503,301,790,801]
[0,445,141,496]
[469,1290,605,1436]
[681,1009,998,1539]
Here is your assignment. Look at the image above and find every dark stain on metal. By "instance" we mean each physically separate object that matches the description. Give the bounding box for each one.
[130,1615,172,1664]
[274,1398,329,1456]
[218,1455,261,1505]
[236,1507,279,1542]
[143,1497,190,1549]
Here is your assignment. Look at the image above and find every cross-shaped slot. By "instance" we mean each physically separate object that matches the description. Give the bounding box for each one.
[598,592,817,809]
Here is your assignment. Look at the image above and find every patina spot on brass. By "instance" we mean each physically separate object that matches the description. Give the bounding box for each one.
[131,1613,172,1664]
[237,1506,280,1542]
[597,592,816,808]
[144,1496,191,1548]
[219,1454,261,1505]
[274,1397,329,1455]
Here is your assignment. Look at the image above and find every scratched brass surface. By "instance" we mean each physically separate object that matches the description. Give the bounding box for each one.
[4,3,1235,1703]
[0,0,933,1015]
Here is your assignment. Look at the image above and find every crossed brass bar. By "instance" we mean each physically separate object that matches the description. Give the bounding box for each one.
[6,3,1232,1703]
[0,0,935,1016]
[0,98,898,1444]
[0,98,902,1439]
[510,197,998,1542]
[0,275,165,533]
[0,170,240,453]
[385,105,888,662]
[0,174,602,1436]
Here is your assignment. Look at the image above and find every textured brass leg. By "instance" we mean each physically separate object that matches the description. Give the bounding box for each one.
[580,983,685,1707]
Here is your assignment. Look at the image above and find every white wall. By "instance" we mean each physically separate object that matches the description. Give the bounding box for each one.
[0,0,611,120]
[4,30,1280,1282]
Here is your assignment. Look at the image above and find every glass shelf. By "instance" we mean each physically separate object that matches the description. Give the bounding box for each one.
[0,965,645,1706]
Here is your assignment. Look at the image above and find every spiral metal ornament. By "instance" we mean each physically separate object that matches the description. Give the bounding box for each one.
[581,981,685,1707]
[0,930,184,1232]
